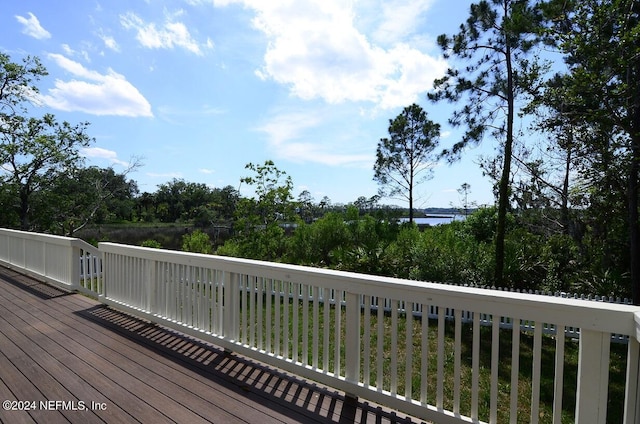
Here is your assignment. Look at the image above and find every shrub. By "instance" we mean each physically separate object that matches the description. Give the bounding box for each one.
[181,230,213,254]
[141,239,162,248]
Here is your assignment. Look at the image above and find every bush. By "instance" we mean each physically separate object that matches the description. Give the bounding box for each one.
[414,222,493,284]
[464,206,515,243]
[286,212,350,266]
[141,239,162,248]
[181,230,213,254]
[382,224,421,279]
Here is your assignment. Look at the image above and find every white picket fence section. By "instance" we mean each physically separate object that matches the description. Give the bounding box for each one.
[2,228,640,423]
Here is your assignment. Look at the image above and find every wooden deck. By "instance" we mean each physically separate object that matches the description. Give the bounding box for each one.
[0,266,427,424]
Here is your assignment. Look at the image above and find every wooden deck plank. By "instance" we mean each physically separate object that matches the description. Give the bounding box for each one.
[0,291,154,423]
[0,277,247,424]
[0,319,92,424]
[51,293,364,423]
[6,289,313,424]
[0,266,429,424]
[0,349,59,424]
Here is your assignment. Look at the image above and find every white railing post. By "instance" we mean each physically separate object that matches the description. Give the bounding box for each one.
[70,245,81,290]
[345,291,360,385]
[224,272,240,342]
[101,250,109,301]
[575,329,610,423]
[146,259,157,314]
[623,337,640,423]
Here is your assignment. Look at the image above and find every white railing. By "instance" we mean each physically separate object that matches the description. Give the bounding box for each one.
[97,242,640,424]
[0,228,103,297]
[2,228,640,423]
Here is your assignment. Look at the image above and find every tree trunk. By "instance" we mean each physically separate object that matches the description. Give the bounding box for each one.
[630,162,639,305]
[628,50,640,304]
[561,133,572,235]
[495,41,515,287]
[495,140,513,287]
[19,188,29,231]
[409,175,414,224]
[630,136,640,305]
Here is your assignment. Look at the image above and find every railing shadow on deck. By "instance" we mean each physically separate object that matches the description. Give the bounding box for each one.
[74,303,428,424]
[0,267,76,300]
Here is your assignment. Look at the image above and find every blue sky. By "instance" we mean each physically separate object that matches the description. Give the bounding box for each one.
[2,0,498,208]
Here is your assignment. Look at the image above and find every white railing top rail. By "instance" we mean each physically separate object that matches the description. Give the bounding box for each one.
[0,227,99,252]
[99,242,640,339]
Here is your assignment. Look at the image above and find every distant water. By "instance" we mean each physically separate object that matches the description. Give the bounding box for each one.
[399,214,466,226]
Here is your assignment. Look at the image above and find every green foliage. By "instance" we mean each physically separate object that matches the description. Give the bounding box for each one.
[239,160,296,227]
[285,212,400,275]
[0,53,47,113]
[286,212,350,266]
[382,224,422,278]
[568,0,640,302]
[141,239,162,249]
[407,221,494,284]
[538,233,581,293]
[181,230,213,254]
[0,113,93,231]
[153,179,237,224]
[43,166,138,235]
[218,160,294,261]
[332,215,398,274]
[464,206,515,243]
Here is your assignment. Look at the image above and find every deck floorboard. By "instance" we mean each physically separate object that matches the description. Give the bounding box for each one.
[0,266,428,424]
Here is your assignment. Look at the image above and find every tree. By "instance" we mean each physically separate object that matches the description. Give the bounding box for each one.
[456,183,475,216]
[44,165,140,235]
[429,0,544,286]
[221,160,296,260]
[0,53,47,115]
[238,160,296,228]
[154,179,216,223]
[297,189,314,223]
[374,103,440,223]
[549,0,640,302]
[0,54,94,232]
[523,73,584,234]
[0,113,92,230]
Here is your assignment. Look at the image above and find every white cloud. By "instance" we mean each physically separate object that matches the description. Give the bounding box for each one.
[38,53,153,117]
[120,12,204,55]
[370,0,436,44]
[15,12,51,40]
[62,44,74,56]
[214,0,447,110]
[199,168,215,174]
[81,147,130,167]
[255,110,372,167]
[99,33,120,52]
[60,43,91,63]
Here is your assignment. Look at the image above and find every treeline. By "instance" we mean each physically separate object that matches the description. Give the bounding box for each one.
[0,148,627,297]
[189,161,627,299]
